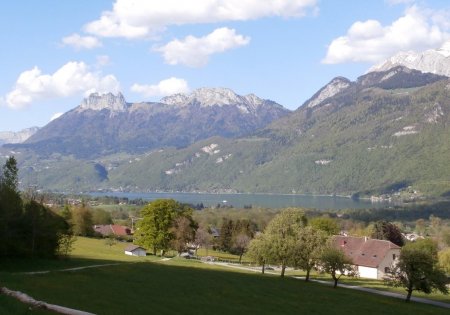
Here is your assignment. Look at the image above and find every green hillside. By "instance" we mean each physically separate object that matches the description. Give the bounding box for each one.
[7,69,450,197]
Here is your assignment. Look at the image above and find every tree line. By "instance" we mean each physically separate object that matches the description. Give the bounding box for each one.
[0,157,72,258]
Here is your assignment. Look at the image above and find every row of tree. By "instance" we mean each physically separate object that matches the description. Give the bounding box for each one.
[0,157,72,258]
[246,208,447,301]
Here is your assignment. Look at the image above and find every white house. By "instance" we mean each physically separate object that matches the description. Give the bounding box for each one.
[333,236,401,279]
[124,245,147,257]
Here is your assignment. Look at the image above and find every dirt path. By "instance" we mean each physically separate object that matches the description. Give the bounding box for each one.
[18,263,126,275]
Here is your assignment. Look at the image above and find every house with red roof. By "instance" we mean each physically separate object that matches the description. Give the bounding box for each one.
[93,224,132,238]
[332,235,401,279]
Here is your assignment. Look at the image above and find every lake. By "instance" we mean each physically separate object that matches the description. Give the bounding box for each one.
[88,192,390,210]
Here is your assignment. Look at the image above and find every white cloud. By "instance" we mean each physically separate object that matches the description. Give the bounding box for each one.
[323,5,450,64]
[155,27,250,67]
[131,77,189,97]
[85,0,317,39]
[50,112,63,121]
[96,55,111,67]
[62,33,102,50]
[386,0,414,5]
[5,61,120,109]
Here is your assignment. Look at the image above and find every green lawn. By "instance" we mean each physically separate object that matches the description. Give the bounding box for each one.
[0,238,448,315]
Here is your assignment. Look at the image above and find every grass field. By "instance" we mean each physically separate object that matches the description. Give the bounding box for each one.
[0,237,449,315]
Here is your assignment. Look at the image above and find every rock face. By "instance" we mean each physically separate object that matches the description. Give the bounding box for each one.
[160,87,282,114]
[0,127,39,145]
[15,88,290,158]
[369,41,450,77]
[79,92,127,112]
[303,77,353,109]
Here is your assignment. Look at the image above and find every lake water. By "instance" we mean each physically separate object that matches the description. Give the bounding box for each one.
[89,192,389,210]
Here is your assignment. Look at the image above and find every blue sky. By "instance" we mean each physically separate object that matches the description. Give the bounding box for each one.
[1,0,450,131]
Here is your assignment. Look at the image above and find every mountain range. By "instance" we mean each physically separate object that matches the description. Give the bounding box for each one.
[13,89,288,159]
[0,127,39,145]
[2,49,450,198]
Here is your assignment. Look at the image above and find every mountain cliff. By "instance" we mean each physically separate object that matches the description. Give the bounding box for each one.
[0,127,39,145]
[369,41,450,76]
[13,89,289,159]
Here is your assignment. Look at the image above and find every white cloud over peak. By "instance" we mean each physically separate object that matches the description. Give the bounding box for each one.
[85,0,317,39]
[155,28,250,67]
[5,61,120,109]
[131,77,189,97]
[323,5,450,64]
[62,33,102,50]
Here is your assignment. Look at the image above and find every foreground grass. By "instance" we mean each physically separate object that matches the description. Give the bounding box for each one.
[2,262,449,315]
[286,269,450,303]
[0,238,448,315]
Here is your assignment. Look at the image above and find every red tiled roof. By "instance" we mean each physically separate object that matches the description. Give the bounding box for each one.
[93,225,132,237]
[332,236,400,268]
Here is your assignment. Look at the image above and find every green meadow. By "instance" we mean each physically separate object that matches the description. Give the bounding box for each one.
[0,237,448,315]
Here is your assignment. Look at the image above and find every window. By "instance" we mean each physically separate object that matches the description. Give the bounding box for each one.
[385,267,390,273]
[392,254,396,260]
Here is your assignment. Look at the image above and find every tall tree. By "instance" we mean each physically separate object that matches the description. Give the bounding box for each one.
[293,226,328,281]
[247,234,270,274]
[194,226,212,256]
[319,245,356,288]
[263,208,308,277]
[171,216,196,254]
[0,156,23,256]
[71,206,94,237]
[136,199,194,256]
[233,233,251,263]
[218,218,234,252]
[386,239,448,302]
[371,220,405,246]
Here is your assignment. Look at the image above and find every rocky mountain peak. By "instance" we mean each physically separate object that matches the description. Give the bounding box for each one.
[0,126,40,145]
[79,92,127,112]
[369,41,450,77]
[303,76,352,108]
[159,88,277,114]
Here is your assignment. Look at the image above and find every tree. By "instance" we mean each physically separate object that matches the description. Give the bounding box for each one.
[218,218,234,252]
[309,217,339,236]
[371,220,405,246]
[263,208,307,277]
[320,245,356,288]
[0,156,23,256]
[71,206,94,236]
[92,208,113,225]
[171,216,196,254]
[439,248,450,275]
[0,158,73,259]
[194,226,212,256]
[293,226,328,281]
[247,233,270,274]
[386,239,448,302]
[22,200,72,258]
[233,233,251,263]
[136,199,194,256]
[1,156,19,190]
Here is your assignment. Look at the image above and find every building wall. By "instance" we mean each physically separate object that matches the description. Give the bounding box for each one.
[125,249,147,256]
[358,266,378,279]
[133,249,147,257]
[377,248,400,279]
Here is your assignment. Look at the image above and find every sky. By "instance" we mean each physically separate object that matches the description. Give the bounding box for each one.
[1,0,450,131]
